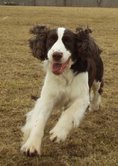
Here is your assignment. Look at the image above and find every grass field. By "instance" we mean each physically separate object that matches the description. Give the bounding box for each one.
[0,6,118,166]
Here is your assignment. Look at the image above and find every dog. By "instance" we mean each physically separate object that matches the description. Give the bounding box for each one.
[21,25,104,156]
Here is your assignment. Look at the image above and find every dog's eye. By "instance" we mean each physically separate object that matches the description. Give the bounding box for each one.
[47,34,58,47]
[49,34,58,42]
[63,36,71,44]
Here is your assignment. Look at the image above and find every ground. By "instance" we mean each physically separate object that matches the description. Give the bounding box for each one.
[0,6,118,166]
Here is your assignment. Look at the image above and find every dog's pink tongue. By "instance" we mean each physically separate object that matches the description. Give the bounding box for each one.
[52,63,64,75]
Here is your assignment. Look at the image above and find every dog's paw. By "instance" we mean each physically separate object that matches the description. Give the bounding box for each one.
[89,103,100,111]
[21,140,41,157]
[49,126,67,143]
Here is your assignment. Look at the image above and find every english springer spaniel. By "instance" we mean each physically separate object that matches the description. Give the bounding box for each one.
[21,25,104,156]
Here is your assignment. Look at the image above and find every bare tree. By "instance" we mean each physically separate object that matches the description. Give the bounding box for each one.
[63,0,66,6]
[97,0,102,7]
[33,0,36,6]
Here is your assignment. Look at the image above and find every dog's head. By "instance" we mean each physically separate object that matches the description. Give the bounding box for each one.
[29,25,101,75]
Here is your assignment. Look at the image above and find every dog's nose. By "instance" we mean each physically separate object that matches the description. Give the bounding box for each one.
[52,52,63,61]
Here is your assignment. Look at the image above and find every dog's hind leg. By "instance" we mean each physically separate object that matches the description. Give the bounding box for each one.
[89,80,103,111]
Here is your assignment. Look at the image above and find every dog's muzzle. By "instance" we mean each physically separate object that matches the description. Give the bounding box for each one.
[51,58,71,75]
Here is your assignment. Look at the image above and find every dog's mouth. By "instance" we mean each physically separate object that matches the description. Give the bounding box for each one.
[52,58,70,75]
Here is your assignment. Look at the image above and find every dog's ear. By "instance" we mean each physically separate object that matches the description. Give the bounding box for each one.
[75,27,90,58]
[29,25,49,61]
[76,27,92,35]
[75,27,102,58]
[75,27,92,45]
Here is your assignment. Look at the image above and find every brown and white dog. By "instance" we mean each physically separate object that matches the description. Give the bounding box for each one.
[21,25,104,156]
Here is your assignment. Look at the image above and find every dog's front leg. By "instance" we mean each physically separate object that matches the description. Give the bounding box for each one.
[21,96,55,156]
[50,97,89,143]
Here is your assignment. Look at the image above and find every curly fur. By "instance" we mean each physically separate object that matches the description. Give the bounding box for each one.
[29,25,49,60]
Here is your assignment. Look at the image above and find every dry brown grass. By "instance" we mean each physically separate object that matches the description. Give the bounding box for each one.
[0,6,118,166]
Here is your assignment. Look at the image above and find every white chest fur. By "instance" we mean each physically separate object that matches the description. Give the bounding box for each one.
[40,69,89,110]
